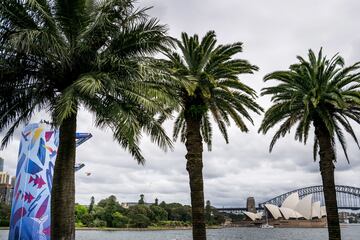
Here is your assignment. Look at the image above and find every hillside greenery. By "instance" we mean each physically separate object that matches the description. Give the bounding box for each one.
[74,195,225,228]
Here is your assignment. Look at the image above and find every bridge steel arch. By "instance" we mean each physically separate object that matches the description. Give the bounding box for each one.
[259,185,360,210]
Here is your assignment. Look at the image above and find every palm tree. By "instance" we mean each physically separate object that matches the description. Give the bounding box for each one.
[259,49,360,240]
[163,31,262,240]
[0,0,172,239]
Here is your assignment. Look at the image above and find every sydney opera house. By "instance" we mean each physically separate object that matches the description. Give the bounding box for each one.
[243,192,327,227]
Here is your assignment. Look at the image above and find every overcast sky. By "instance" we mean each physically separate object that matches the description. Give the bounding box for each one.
[1,0,360,207]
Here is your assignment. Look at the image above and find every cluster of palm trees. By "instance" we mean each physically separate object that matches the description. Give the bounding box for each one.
[0,1,359,240]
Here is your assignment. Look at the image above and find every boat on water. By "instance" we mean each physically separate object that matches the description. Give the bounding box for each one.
[260,223,274,229]
[261,210,274,228]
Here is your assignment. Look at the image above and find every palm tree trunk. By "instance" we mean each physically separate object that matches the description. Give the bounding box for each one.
[314,121,341,240]
[185,115,206,240]
[51,113,77,240]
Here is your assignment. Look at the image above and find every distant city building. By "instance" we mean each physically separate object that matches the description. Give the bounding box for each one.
[0,172,10,184]
[0,183,12,204]
[243,192,327,227]
[121,202,137,208]
[246,197,257,213]
[121,202,152,209]
[11,176,16,188]
[0,157,4,172]
[0,158,13,205]
[262,192,326,220]
[339,212,350,223]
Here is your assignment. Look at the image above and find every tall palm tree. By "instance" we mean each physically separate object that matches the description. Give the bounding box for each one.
[259,49,360,240]
[163,31,262,240]
[0,0,172,239]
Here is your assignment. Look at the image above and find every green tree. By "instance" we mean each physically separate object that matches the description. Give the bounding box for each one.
[161,203,192,222]
[204,201,224,225]
[129,214,151,228]
[80,213,94,227]
[0,1,172,239]
[259,49,360,240]
[138,194,145,204]
[89,196,95,214]
[98,195,122,210]
[159,201,167,208]
[112,212,130,228]
[150,205,168,222]
[163,31,262,240]
[93,218,107,228]
[75,204,88,225]
[205,200,213,224]
[212,210,225,225]
[92,206,106,225]
[128,204,153,219]
[97,195,124,227]
[126,204,154,228]
[0,203,10,226]
[171,205,192,222]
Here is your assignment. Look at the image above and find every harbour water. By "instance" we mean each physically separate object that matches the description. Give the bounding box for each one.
[1,226,360,240]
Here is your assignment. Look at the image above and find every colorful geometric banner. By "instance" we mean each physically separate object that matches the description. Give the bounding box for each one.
[9,123,91,240]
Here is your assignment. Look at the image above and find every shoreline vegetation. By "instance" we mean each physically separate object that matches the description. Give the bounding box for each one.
[1,224,359,232]
[1,195,227,230]
[73,195,226,229]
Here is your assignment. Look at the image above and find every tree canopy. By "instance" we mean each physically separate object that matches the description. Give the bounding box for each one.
[0,0,173,163]
[260,48,360,161]
[164,31,262,149]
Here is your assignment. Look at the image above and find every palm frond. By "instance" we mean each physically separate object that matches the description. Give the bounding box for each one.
[164,31,261,149]
[261,48,360,162]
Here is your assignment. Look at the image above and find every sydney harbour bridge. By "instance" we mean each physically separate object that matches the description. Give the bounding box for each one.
[217,185,360,214]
